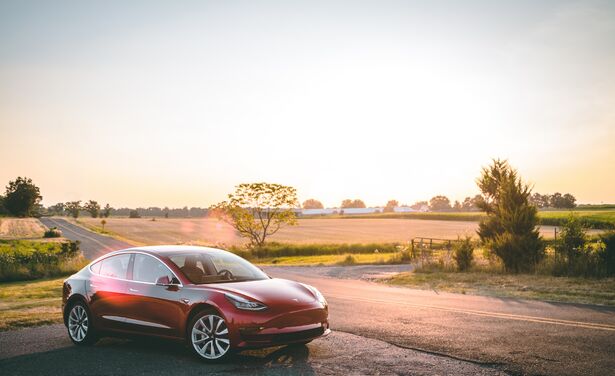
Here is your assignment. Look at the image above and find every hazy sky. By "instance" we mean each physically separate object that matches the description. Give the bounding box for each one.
[1,0,614,207]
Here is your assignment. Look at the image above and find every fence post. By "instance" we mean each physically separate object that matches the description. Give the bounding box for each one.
[410,239,415,258]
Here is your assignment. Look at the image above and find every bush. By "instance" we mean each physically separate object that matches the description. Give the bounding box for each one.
[0,240,85,282]
[453,237,474,271]
[598,232,615,277]
[129,210,141,218]
[43,227,62,238]
[556,215,587,274]
[337,254,357,265]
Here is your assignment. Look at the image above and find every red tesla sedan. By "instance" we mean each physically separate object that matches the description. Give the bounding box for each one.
[62,245,330,361]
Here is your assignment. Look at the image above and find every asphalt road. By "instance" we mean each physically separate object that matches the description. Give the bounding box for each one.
[39,217,133,259]
[8,220,613,375]
[265,266,615,376]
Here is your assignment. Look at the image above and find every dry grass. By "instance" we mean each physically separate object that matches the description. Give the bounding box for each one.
[0,277,64,331]
[386,272,615,306]
[74,217,567,246]
[0,218,46,239]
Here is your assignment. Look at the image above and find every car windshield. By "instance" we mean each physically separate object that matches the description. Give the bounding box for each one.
[168,251,268,284]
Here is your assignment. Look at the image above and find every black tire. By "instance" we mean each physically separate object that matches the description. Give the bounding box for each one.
[66,301,98,345]
[187,310,232,362]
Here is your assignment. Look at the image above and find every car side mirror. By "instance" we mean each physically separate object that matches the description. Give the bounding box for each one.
[156,276,171,286]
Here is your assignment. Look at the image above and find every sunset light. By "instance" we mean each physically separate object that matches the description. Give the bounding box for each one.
[1,1,613,207]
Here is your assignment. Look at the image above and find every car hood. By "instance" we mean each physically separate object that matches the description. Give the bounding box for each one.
[205,278,318,306]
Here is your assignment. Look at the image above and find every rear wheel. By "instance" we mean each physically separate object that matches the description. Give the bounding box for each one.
[67,301,98,345]
[189,311,232,361]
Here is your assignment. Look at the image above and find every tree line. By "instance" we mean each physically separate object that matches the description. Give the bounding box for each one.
[0,176,580,219]
[301,192,576,212]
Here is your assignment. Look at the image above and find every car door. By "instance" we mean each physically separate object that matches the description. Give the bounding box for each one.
[123,253,185,338]
[87,253,133,331]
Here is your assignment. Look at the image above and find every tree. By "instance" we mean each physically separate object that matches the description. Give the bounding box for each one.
[341,199,366,208]
[461,195,482,211]
[550,192,577,208]
[429,195,451,211]
[84,200,101,218]
[3,177,42,217]
[302,199,324,209]
[129,210,141,218]
[47,202,65,216]
[65,201,82,218]
[102,204,112,218]
[476,159,544,273]
[410,201,428,210]
[101,219,107,232]
[453,200,462,211]
[529,193,549,208]
[384,200,398,212]
[561,193,577,209]
[211,183,299,247]
[0,195,7,215]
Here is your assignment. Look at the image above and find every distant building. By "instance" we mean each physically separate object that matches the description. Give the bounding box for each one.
[301,208,337,216]
[393,206,416,213]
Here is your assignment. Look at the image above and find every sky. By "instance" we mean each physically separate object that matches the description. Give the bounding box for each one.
[0,0,614,208]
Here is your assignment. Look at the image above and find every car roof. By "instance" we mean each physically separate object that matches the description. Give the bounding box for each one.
[111,245,228,257]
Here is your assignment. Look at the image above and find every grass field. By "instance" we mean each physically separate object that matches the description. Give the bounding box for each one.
[329,209,615,229]
[253,252,399,266]
[0,277,64,331]
[386,271,615,306]
[0,218,46,239]
[72,217,579,247]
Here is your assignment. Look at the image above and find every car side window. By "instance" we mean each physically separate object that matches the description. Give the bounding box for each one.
[133,254,172,283]
[90,260,102,274]
[99,254,131,279]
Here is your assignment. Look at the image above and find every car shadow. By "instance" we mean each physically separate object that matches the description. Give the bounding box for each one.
[0,336,317,375]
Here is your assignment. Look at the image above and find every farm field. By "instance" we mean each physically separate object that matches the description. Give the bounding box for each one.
[72,217,574,246]
[0,218,46,239]
[331,209,615,229]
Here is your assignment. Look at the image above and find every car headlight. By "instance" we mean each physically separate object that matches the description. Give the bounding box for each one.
[225,293,267,311]
[302,284,327,306]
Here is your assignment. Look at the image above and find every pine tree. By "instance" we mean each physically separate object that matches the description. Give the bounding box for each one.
[476,159,544,273]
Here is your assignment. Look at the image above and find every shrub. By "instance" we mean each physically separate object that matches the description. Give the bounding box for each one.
[43,227,62,238]
[453,237,474,271]
[556,215,587,274]
[337,254,357,265]
[598,232,615,277]
[129,210,141,218]
[0,240,84,282]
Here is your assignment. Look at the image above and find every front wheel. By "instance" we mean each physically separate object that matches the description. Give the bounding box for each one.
[189,311,232,361]
[67,301,98,345]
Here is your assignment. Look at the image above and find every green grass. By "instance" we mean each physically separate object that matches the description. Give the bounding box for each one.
[386,271,615,306]
[253,252,400,266]
[317,209,615,229]
[232,242,403,259]
[0,277,65,331]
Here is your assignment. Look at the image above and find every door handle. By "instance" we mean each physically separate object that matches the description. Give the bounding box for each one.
[129,288,139,293]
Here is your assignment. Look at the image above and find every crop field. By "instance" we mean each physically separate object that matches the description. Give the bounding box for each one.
[73,217,575,246]
[334,209,615,229]
[0,218,46,239]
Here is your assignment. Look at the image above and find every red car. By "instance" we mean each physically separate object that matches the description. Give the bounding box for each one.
[62,245,330,361]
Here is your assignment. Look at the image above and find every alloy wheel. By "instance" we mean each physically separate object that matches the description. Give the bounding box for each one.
[68,305,89,342]
[191,314,230,360]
